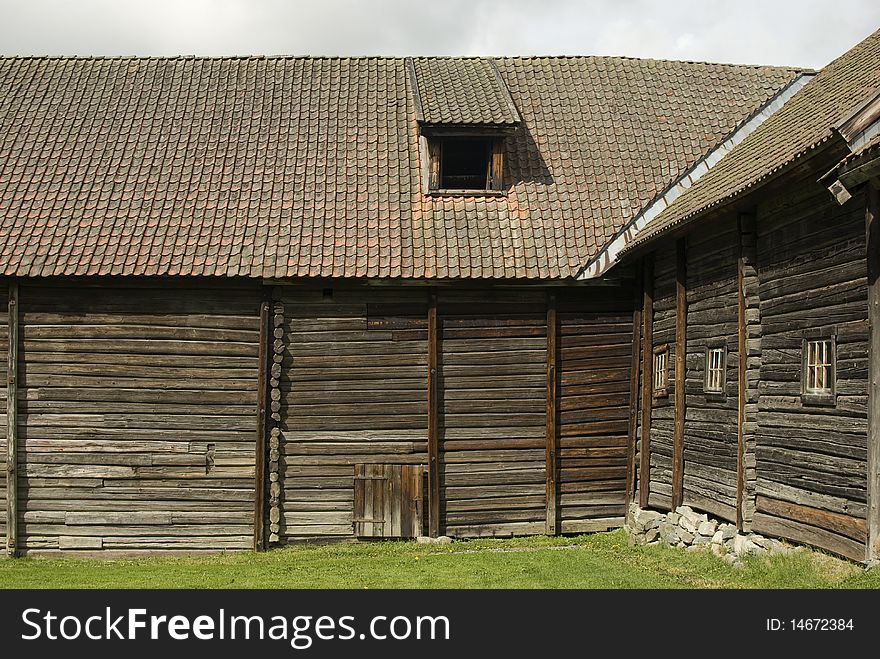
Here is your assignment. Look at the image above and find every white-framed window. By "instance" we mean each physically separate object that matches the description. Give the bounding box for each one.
[653,345,668,397]
[804,338,834,394]
[704,346,726,394]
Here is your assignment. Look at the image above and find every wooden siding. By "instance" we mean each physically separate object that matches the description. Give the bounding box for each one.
[557,293,633,533]
[0,283,7,549]
[17,281,261,552]
[648,245,677,509]
[754,183,869,561]
[682,221,740,523]
[280,289,429,540]
[438,291,547,537]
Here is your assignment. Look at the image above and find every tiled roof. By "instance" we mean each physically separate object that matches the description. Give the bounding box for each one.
[0,55,802,279]
[623,28,880,254]
[410,57,520,126]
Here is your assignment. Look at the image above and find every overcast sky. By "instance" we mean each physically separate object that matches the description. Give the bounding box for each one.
[1,0,877,69]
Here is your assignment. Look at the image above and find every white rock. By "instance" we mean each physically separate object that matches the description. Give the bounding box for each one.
[435,535,453,545]
[711,530,725,545]
[697,520,717,537]
[679,516,697,534]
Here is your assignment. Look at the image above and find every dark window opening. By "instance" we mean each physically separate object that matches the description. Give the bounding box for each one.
[426,136,504,193]
[440,138,491,190]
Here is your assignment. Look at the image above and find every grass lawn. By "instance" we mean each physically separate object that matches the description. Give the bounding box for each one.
[1,530,878,589]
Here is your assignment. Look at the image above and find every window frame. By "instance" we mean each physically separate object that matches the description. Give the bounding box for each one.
[703,343,727,397]
[801,334,836,406]
[652,344,669,399]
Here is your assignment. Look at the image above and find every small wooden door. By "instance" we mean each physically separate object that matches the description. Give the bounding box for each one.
[353,464,425,538]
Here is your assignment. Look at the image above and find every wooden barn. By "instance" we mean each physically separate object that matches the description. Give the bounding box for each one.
[0,30,878,561]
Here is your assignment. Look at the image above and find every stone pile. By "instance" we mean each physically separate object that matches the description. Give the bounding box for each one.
[627,505,799,567]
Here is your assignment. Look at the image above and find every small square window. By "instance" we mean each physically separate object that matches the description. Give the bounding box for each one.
[426,136,505,193]
[704,346,726,394]
[653,345,669,398]
[803,338,835,396]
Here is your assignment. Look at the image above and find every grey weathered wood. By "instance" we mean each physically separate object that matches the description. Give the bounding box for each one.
[545,292,558,535]
[6,280,18,557]
[867,182,879,563]
[672,239,686,509]
[639,255,654,507]
[427,289,440,537]
[254,294,269,551]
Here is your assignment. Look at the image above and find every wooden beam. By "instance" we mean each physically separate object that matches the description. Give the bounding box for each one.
[736,217,748,531]
[253,292,270,552]
[6,280,18,557]
[639,255,654,508]
[867,182,880,564]
[626,267,642,506]
[545,291,558,535]
[427,289,440,537]
[672,240,687,510]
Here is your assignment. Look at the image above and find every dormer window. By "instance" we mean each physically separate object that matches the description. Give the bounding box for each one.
[407,57,520,196]
[427,136,505,193]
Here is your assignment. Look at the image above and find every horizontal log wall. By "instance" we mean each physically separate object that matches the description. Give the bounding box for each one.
[754,183,869,561]
[682,220,740,523]
[280,288,429,540]
[1,283,7,550]
[557,291,633,534]
[648,246,677,509]
[18,281,261,553]
[438,291,547,538]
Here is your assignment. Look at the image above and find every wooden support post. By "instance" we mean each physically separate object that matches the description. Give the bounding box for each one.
[639,255,654,508]
[6,280,18,557]
[867,182,880,564]
[737,223,748,531]
[545,291,558,535]
[626,266,642,506]
[427,290,440,538]
[253,292,270,552]
[672,240,687,510]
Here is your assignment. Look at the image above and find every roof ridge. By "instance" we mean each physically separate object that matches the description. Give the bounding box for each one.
[0,53,810,72]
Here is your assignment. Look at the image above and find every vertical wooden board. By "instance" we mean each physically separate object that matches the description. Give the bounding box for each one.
[672,239,687,510]
[0,282,9,552]
[737,216,749,530]
[399,464,412,538]
[627,281,642,506]
[867,182,879,562]
[427,291,440,537]
[17,280,261,553]
[545,292,558,535]
[353,463,365,537]
[640,255,655,507]
[6,281,17,556]
[254,294,270,551]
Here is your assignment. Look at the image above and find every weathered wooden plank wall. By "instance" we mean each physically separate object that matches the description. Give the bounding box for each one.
[753,183,868,561]
[280,288,429,540]
[0,283,8,550]
[682,220,740,523]
[647,246,677,509]
[557,291,633,533]
[438,291,547,538]
[17,281,261,552]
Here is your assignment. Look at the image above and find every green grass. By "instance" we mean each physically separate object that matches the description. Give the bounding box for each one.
[1,530,878,589]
